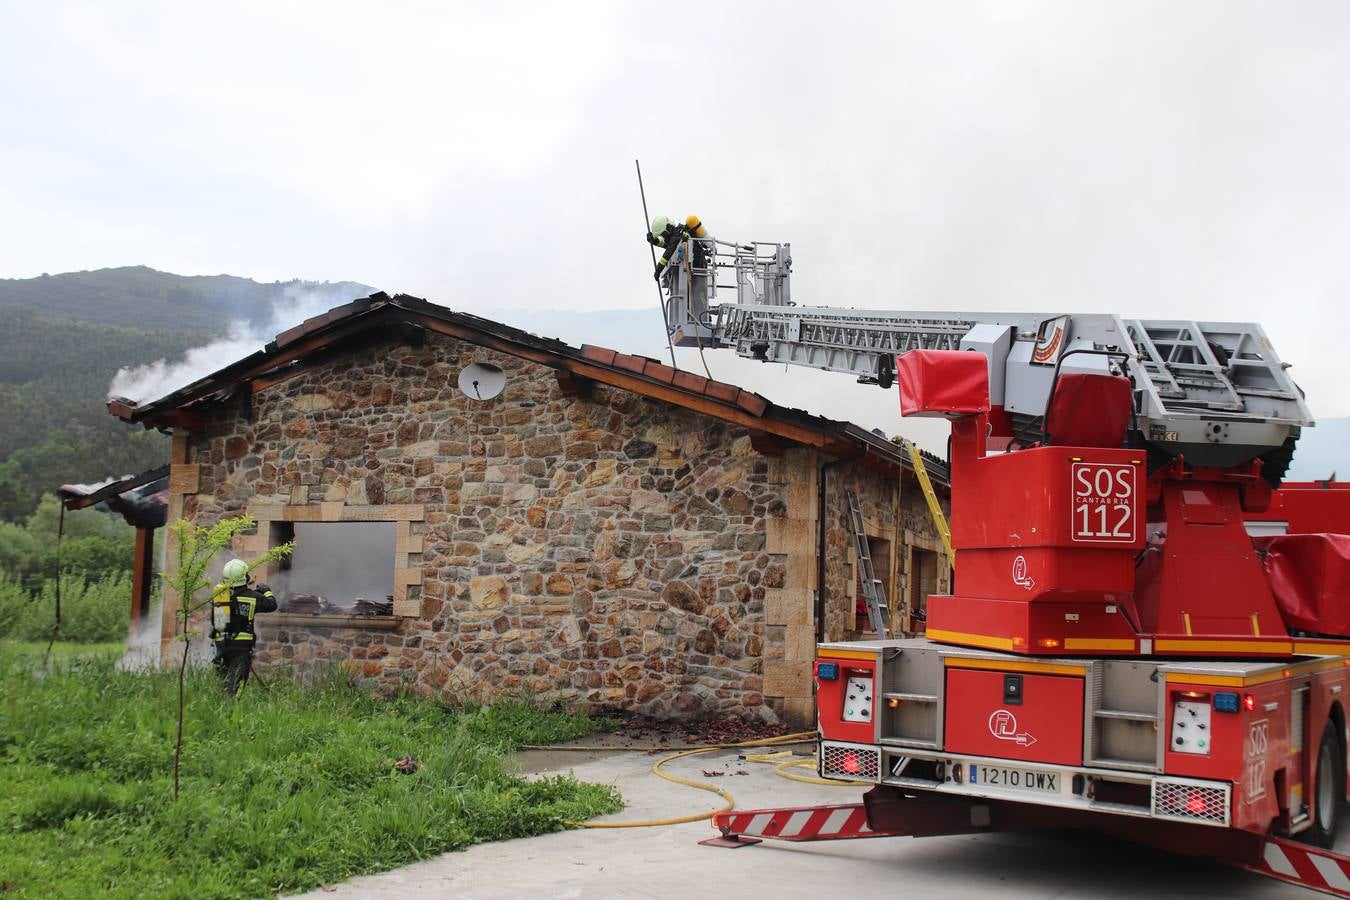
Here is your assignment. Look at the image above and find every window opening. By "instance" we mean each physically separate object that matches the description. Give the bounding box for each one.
[267,521,396,616]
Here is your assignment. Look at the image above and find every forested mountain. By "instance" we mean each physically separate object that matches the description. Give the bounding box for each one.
[0,268,374,522]
[0,266,371,333]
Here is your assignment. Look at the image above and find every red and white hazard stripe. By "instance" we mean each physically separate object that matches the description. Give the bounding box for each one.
[1242,837,1350,898]
[712,804,894,842]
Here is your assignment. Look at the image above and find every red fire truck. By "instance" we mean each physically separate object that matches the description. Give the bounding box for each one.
[653,228,1350,893]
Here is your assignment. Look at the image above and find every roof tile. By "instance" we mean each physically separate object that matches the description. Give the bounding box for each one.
[641,361,677,385]
[581,345,617,366]
[672,370,708,392]
[611,351,647,373]
[736,392,770,417]
[703,381,740,404]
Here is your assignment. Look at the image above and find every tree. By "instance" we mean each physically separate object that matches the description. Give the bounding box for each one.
[161,516,293,799]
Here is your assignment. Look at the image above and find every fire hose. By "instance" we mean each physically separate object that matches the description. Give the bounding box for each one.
[553,731,854,830]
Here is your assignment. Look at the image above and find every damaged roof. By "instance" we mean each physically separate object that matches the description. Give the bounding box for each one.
[107,293,948,485]
[58,465,169,529]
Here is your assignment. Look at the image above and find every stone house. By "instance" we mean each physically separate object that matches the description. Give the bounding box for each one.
[109,294,951,726]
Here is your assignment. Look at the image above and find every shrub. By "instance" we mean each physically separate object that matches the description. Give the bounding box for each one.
[0,572,132,643]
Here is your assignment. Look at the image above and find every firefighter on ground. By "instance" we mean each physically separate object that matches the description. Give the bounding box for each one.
[210,559,277,696]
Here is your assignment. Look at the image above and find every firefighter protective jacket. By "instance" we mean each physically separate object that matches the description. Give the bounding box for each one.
[211,584,277,644]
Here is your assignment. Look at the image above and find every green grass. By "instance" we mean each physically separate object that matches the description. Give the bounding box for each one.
[0,649,620,898]
[0,640,125,663]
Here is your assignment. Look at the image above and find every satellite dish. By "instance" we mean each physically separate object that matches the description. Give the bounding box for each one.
[457,362,506,401]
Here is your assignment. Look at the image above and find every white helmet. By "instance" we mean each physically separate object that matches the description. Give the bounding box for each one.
[222,559,249,587]
[650,215,671,235]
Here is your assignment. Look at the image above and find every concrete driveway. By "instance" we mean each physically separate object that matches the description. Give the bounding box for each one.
[299,741,1315,899]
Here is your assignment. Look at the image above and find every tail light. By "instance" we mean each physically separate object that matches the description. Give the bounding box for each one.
[841,751,861,774]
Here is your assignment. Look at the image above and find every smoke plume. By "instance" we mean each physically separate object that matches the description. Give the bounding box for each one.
[108,285,366,404]
[272,523,396,607]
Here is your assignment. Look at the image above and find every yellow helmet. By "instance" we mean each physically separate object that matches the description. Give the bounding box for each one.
[650,215,672,235]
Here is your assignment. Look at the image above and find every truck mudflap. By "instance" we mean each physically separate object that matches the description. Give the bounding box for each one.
[701,790,994,847]
[1243,837,1350,898]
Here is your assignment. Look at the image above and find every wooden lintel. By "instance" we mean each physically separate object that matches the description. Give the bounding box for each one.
[554,370,594,399]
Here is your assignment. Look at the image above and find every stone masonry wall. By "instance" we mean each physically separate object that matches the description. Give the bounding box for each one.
[178,332,802,722]
[822,464,952,643]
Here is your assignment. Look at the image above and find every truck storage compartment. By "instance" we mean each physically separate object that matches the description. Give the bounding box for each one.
[944,666,1085,766]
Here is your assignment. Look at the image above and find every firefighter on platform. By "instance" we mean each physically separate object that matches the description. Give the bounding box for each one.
[647,214,709,280]
[210,559,277,696]
[648,214,711,319]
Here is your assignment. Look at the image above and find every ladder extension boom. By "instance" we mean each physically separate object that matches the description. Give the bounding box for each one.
[660,234,1312,471]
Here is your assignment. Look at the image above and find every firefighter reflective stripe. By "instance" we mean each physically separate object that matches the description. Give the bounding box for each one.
[712,804,886,841]
[1240,837,1350,897]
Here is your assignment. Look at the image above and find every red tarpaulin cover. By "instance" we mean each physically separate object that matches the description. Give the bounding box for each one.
[1257,534,1350,636]
[896,350,990,418]
[1045,373,1133,448]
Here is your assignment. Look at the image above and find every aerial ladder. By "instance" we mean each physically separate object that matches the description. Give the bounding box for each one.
[655,225,1350,895]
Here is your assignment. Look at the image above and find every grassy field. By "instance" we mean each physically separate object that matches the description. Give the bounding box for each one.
[0,648,620,898]
[0,639,125,663]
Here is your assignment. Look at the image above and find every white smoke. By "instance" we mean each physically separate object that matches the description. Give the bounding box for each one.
[108,285,363,405]
[119,595,163,671]
[272,522,396,606]
[59,475,128,495]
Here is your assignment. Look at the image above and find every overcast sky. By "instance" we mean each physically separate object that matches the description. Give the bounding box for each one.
[4,2,1350,432]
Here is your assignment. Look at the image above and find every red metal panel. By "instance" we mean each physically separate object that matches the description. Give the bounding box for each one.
[814,658,876,744]
[1134,482,1287,640]
[1246,481,1350,535]
[1162,683,1261,781]
[927,594,1139,655]
[944,668,1084,765]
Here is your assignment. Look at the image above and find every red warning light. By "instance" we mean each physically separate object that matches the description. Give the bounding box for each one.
[1186,792,1208,815]
[1243,694,1255,711]
[842,751,861,774]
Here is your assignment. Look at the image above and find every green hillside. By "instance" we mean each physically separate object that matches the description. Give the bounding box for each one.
[0,266,372,333]
[0,268,375,522]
